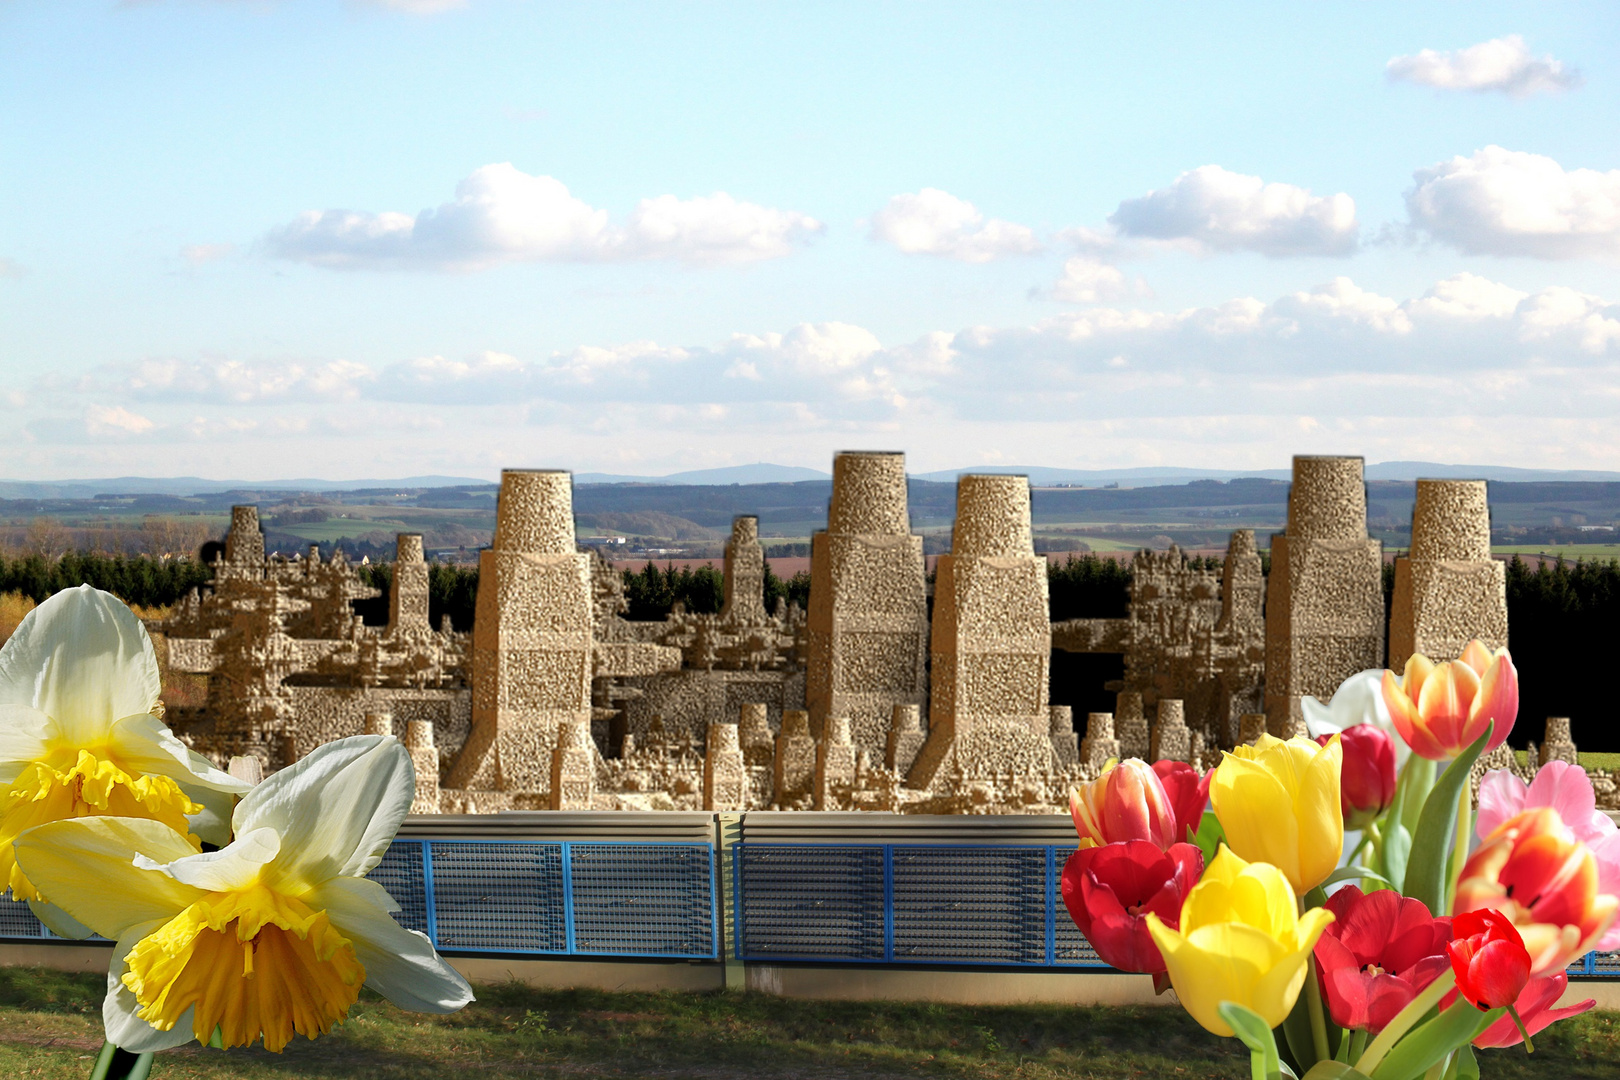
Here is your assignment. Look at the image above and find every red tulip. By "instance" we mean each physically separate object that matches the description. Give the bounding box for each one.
[1317,725,1396,830]
[1061,840,1203,974]
[1151,760,1212,846]
[1312,885,1452,1033]
[1448,908,1531,1012]
[1070,759,1180,851]
[1471,973,1595,1049]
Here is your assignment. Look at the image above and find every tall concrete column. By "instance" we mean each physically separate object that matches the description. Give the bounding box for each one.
[388,533,431,635]
[722,516,767,624]
[1264,456,1385,736]
[907,474,1052,790]
[447,469,594,801]
[805,452,929,755]
[1389,480,1506,669]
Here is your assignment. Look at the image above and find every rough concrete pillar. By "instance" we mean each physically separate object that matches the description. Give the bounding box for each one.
[1265,456,1384,737]
[1239,713,1269,746]
[1115,692,1150,760]
[389,533,431,635]
[908,475,1052,790]
[1150,699,1191,764]
[722,516,767,624]
[1049,706,1079,769]
[814,716,857,810]
[405,720,439,814]
[737,702,774,767]
[364,710,393,737]
[1539,717,1578,767]
[1389,480,1507,670]
[219,505,265,579]
[884,703,926,774]
[448,469,594,802]
[549,716,596,810]
[1080,712,1120,770]
[704,721,748,811]
[773,709,815,806]
[806,452,929,755]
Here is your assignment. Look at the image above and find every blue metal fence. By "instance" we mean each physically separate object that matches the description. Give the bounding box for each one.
[732,843,1113,968]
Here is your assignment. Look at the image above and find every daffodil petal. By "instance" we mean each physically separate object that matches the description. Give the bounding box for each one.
[135,827,281,893]
[13,817,201,939]
[180,781,235,848]
[0,585,160,744]
[104,920,199,1053]
[27,898,95,940]
[0,704,52,785]
[306,876,473,1013]
[240,735,415,891]
[107,713,250,794]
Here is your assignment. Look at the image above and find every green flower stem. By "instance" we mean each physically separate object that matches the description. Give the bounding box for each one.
[1349,1029,1369,1064]
[1306,960,1332,1065]
[1355,967,1456,1075]
[1448,785,1472,914]
[1507,1004,1534,1053]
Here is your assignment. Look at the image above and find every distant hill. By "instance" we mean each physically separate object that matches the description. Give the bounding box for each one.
[0,475,492,499]
[575,464,831,485]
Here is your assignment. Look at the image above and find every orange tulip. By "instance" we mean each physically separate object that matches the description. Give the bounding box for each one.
[1070,759,1180,851]
[1454,806,1619,977]
[1380,640,1517,760]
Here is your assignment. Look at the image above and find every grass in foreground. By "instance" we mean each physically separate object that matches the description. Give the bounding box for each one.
[1,966,1617,1079]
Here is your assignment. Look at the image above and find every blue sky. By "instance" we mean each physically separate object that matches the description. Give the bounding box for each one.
[2,1,1617,480]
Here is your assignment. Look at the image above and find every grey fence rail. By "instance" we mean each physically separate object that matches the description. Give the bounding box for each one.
[1,811,1615,978]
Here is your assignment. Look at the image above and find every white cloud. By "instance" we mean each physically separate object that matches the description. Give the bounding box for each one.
[105,356,375,403]
[180,243,236,265]
[1047,256,1143,303]
[1405,146,1620,259]
[366,0,467,12]
[868,189,1041,262]
[1107,165,1358,257]
[264,163,822,271]
[1387,36,1580,97]
[85,405,156,438]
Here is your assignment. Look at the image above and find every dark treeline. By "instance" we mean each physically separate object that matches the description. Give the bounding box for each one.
[355,562,481,632]
[1504,555,1618,751]
[0,551,212,609]
[617,561,812,621]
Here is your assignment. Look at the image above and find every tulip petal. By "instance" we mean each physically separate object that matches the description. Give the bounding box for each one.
[306,876,473,1013]
[0,586,161,745]
[238,736,415,892]
[103,919,201,1053]
[1459,640,1493,676]
[1296,737,1343,892]
[1471,655,1518,752]
[0,704,53,786]
[13,816,202,939]
[1476,769,1529,842]
[1210,756,1302,891]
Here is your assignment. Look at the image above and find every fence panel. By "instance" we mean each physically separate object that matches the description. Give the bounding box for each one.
[891,846,1049,965]
[734,844,887,961]
[429,841,569,953]
[569,843,715,958]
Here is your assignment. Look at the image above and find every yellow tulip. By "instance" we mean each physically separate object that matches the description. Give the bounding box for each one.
[1146,846,1335,1036]
[1209,733,1343,894]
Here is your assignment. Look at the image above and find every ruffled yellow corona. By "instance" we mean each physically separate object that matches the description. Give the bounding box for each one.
[1146,846,1335,1036]
[1209,733,1343,894]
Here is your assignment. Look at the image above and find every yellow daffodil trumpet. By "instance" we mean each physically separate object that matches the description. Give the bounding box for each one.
[1208,732,1342,894]
[0,586,248,928]
[14,735,473,1053]
[1146,846,1335,1037]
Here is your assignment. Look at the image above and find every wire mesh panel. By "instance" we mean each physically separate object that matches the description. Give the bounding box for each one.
[891,846,1048,964]
[430,842,567,953]
[736,845,886,961]
[1050,846,1111,967]
[368,840,430,937]
[1590,951,1620,977]
[569,844,715,957]
[0,892,44,940]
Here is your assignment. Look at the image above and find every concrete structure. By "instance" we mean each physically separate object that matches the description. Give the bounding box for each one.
[1389,479,1508,669]
[1264,456,1385,738]
[805,452,929,753]
[908,475,1053,790]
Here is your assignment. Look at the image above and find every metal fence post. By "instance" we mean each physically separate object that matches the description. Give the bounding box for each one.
[715,812,745,990]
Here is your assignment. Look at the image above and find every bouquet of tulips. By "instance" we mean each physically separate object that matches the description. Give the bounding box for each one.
[1064,641,1618,1080]
[0,587,473,1078]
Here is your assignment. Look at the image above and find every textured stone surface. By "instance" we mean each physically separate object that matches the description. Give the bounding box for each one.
[814,715,857,810]
[1115,692,1151,761]
[1150,699,1192,764]
[773,709,816,807]
[1048,706,1079,769]
[1079,711,1119,770]
[1389,480,1507,669]
[885,704,926,774]
[1265,457,1385,736]
[806,452,929,754]
[909,475,1052,790]
[704,721,748,810]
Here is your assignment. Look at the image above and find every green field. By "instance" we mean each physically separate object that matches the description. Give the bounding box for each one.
[0,967,1615,1080]
[1493,545,1620,560]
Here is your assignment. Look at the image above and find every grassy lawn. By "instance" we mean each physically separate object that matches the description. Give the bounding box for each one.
[1512,751,1620,772]
[1492,544,1620,560]
[1,967,1616,1079]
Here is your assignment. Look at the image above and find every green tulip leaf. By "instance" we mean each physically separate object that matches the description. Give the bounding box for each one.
[88,1042,153,1080]
[1321,866,1396,892]
[1194,810,1226,866]
[1449,1044,1479,1080]
[1377,819,1411,894]
[1218,1001,1283,1078]
[1300,1063,1374,1080]
[1402,724,1491,914]
[1367,1003,1503,1080]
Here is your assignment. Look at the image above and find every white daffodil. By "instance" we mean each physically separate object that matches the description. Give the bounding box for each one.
[1300,667,1411,769]
[15,734,473,1053]
[0,585,249,932]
